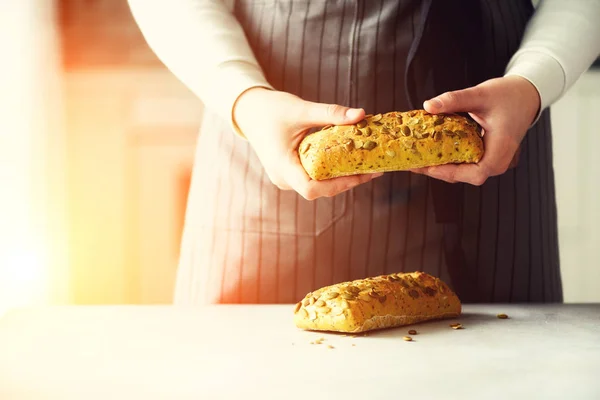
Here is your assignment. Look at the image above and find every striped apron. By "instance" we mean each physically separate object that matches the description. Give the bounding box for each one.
[174,0,563,305]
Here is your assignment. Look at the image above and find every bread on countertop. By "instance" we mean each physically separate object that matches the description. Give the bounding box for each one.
[299,110,484,180]
[293,271,461,333]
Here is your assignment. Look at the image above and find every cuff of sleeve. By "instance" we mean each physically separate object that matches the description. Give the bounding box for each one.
[204,60,274,139]
[504,51,566,125]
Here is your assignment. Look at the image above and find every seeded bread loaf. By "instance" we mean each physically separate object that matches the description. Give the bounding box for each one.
[293,271,461,333]
[299,110,484,180]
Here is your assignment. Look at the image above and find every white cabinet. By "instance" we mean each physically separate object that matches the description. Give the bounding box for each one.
[551,70,600,303]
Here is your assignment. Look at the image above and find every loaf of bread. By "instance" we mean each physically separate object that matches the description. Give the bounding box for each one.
[299,110,484,180]
[293,271,461,333]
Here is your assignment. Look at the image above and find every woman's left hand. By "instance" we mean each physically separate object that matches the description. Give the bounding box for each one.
[410,75,540,186]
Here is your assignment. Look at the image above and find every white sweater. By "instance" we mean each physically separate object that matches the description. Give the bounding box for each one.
[128,0,600,128]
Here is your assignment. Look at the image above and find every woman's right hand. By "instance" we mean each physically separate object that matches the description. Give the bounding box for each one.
[233,87,382,200]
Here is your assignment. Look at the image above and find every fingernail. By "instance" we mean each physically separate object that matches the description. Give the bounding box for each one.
[345,108,363,120]
[425,98,442,109]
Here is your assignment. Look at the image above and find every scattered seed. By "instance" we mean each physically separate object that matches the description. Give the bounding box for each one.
[497,313,509,319]
[408,330,417,335]
[327,345,335,349]
[403,336,413,342]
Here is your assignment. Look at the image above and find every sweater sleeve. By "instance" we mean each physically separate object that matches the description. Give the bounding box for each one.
[504,0,600,121]
[127,0,273,134]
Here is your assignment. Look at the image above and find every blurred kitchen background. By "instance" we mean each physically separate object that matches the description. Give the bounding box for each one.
[0,0,599,315]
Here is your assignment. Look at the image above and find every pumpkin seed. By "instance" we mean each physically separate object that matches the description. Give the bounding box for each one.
[433,116,444,126]
[370,113,383,122]
[315,300,325,307]
[403,336,413,342]
[316,306,331,314]
[386,149,396,157]
[363,140,377,150]
[408,289,420,299]
[294,302,302,313]
[347,285,360,294]
[341,292,356,300]
[302,298,310,307]
[436,282,447,293]
[300,308,308,318]
[423,287,437,296]
[497,313,509,319]
[354,140,364,149]
[344,140,354,151]
[456,130,467,138]
[358,293,372,302]
[397,115,404,124]
[309,297,316,305]
[331,307,344,316]
[360,127,372,136]
[402,126,411,136]
[408,329,417,335]
[433,131,443,141]
[442,129,455,137]
[403,139,416,149]
[357,120,367,128]
[308,310,317,321]
[325,291,340,300]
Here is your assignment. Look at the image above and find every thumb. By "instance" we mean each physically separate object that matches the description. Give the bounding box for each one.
[300,101,365,128]
[423,86,486,114]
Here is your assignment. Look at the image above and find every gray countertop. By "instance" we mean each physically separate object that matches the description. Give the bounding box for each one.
[0,304,599,400]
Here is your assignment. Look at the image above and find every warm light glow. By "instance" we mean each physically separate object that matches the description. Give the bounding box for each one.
[0,0,66,315]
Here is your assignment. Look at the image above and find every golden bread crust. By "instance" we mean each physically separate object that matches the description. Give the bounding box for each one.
[299,110,484,180]
[293,271,461,333]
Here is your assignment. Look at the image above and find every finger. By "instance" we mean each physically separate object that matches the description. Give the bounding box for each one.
[286,157,381,200]
[409,167,429,176]
[418,165,460,184]
[300,102,365,128]
[423,85,487,114]
[508,145,522,169]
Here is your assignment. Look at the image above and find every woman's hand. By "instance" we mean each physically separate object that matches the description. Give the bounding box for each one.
[233,88,382,200]
[411,75,541,186]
